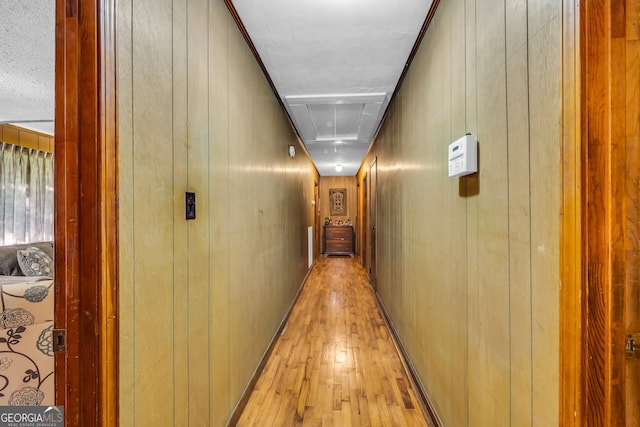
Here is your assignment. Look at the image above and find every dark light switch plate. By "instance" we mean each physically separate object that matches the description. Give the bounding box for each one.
[186,192,196,220]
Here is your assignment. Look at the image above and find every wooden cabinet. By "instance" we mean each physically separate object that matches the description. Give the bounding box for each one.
[324,225,354,255]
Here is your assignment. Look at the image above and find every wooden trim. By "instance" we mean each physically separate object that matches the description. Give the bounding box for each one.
[0,124,55,153]
[100,0,119,424]
[581,0,612,423]
[226,261,318,427]
[54,1,78,421]
[55,0,118,425]
[559,0,582,425]
[581,0,611,422]
[572,0,637,424]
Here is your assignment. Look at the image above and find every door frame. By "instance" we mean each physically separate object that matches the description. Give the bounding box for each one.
[55,0,118,425]
[561,0,638,424]
[361,172,368,270]
[559,0,581,423]
[314,182,320,260]
[368,157,378,291]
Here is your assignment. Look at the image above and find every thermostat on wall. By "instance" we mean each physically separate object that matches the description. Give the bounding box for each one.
[448,133,477,177]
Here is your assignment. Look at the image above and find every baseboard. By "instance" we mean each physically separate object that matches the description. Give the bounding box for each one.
[374,293,444,427]
[226,259,318,427]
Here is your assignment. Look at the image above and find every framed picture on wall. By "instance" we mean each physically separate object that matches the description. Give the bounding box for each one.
[329,188,347,216]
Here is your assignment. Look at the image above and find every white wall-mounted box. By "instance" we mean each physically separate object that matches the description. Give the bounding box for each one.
[448,133,477,177]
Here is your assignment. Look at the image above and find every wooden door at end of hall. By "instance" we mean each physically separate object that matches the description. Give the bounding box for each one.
[369,158,377,291]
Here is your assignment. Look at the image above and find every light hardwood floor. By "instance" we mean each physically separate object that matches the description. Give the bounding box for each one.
[236,256,433,426]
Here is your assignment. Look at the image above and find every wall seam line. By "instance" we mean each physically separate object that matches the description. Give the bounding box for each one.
[503,0,513,424]
[525,0,533,424]
[130,0,136,423]
[171,0,176,424]
[185,0,190,423]
[226,14,232,417]
[207,1,212,423]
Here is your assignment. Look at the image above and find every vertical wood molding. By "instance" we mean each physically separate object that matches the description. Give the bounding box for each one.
[55,0,118,424]
[100,0,119,424]
[580,0,609,425]
[585,1,611,423]
[54,1,79,422]
[560,0,582,424]
[577,0,634,424]
[581,0,610,423]
[624,3,640,425]
[608,0,627,422]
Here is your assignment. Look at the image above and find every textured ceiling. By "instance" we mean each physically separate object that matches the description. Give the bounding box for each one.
[232,0,432,175]
[0,0,55,135]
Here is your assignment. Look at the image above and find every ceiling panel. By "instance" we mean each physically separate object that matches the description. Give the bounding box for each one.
[308,103,363,140]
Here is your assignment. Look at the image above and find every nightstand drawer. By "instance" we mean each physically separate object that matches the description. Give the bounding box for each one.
[324,225,353,255]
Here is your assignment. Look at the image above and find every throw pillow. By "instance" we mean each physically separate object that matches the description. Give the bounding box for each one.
[16,247,54,277]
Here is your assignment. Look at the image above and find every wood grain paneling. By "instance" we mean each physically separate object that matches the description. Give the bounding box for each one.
[171,0,189,425]
[529,11,562,427]
[578,0,640,425]
[117,0,135,423]
[560,0,581,425]
[117,1,319,425]
[355,0,562,425]
[130,0,175,424]
[208,2,231,424]
[472,0,512,424]
[625,2,640,422]
[186,0,210,423]
[101,0,119,423]
[447,1,469,425]
[505,1,533,424]
[620,4,640,425]
[319,176,358,222]
[582,2,610,424]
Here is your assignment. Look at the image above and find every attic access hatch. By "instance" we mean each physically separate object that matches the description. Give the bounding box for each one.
[285,93,388,176]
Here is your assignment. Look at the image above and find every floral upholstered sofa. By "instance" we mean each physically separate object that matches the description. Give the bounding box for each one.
[0,242,54,406]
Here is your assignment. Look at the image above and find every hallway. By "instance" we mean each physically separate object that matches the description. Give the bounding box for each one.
[236,256,433,426]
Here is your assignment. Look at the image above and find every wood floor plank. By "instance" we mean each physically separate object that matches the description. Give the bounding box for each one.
[236,256,433,426]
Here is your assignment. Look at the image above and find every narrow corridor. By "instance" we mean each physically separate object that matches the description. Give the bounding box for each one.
[237,256,433,426]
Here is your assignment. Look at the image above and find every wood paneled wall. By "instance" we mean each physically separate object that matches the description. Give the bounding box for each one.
[116,1,318,425]
[0,124,54,152]
[356,0,561,425]
[319,176,357,222]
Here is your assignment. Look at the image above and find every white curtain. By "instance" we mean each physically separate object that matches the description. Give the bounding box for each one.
[0,143,54,244]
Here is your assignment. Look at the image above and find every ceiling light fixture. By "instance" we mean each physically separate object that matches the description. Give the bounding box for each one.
[315,135,357,142]
[335,164,343,172]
